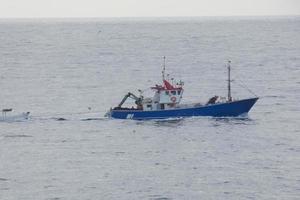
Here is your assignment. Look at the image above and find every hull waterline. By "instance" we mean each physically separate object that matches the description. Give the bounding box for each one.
[109,97,258,120]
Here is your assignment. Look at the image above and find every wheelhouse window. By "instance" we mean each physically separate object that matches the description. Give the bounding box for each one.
[171,91,176,95]
[177,90,181,95]
[165,91,169,95]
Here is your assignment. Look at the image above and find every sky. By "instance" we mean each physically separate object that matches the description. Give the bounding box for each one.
[0,0,299,18]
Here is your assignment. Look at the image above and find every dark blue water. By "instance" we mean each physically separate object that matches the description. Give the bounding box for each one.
[0,17,299,199]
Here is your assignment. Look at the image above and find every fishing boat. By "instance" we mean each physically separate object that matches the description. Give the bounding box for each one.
[106,59,258,120]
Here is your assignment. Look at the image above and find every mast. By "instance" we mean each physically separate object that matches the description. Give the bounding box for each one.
[227,60,232,102]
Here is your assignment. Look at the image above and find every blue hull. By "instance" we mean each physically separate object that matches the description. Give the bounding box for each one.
[110,97,258,120]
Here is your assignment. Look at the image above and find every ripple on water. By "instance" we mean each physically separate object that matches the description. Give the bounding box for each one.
[4,135,33,138]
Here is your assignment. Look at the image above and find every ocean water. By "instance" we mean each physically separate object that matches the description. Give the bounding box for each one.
[0,16,300,199]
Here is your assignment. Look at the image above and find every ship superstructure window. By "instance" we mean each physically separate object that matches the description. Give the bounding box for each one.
[171,91,176,95]
[177,90,181,95]
[165,91,169,95]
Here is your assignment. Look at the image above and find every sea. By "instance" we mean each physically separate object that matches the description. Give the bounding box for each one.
[0,16,299,200]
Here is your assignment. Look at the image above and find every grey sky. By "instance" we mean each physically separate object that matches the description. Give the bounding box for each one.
[0,0,299,18]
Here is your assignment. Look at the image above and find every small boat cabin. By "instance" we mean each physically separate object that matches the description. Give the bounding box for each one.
[142,79,183,111]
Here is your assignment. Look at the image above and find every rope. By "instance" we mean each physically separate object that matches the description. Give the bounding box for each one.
[31,110,106,119]
[232,79,258,97]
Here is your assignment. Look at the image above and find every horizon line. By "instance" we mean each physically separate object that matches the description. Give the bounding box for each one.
[0,14,299,20]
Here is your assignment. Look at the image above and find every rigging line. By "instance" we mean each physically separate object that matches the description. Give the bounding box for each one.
[233,72,258,97]
[233,79,258,97]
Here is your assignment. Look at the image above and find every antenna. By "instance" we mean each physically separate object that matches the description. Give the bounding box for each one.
[227,60,232,102]
[161,56,166,81]
[162,56,166,81]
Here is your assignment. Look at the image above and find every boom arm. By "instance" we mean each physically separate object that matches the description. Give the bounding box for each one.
[118,92,142,108]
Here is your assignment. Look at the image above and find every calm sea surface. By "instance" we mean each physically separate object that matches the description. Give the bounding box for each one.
[0,17,300,199]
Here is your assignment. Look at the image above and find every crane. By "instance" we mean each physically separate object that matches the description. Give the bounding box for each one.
[116,92,143,109]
